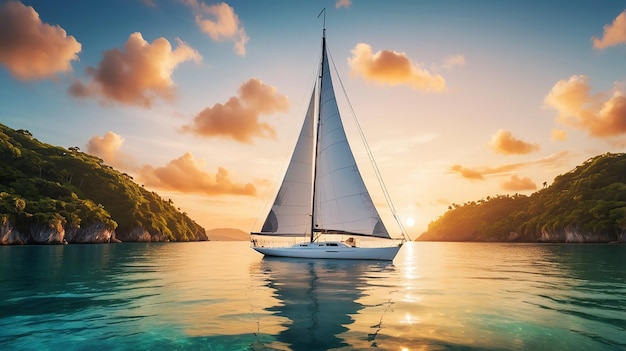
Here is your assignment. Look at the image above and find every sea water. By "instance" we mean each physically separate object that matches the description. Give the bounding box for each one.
[0,242,624,350]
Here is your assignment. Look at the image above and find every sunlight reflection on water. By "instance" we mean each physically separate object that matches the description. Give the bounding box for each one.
[0,242,624,350]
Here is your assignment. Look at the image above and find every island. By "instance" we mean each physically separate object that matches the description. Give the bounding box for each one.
[417,153,625,243]
[1,123,207,245]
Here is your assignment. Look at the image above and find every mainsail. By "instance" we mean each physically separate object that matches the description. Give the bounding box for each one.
[259,35,390,240]
[314,38,390,238]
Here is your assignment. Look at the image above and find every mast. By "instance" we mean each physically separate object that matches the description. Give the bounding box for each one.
[311,9,326,242]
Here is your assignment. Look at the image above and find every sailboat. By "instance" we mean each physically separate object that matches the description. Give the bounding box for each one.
[250,24,406,261]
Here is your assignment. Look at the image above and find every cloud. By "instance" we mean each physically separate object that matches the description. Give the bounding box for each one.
[138,152,256,196]
[0,1,81,81]
[551,128,567,142]
[544,75,626,138]
[348,43,446,92]
[450,164,484,180]
[501,175,537,191]
[69,32,201,108]
[336,0,351,9]
[86,132,255,196]
[450,151,572,181]
[182,78,288,143]
[489,129,540,155]
[592,10,626,49]
[526,150,573,170]
[441,54,466,70]
[86,132,137,171]
[184,0,248,56]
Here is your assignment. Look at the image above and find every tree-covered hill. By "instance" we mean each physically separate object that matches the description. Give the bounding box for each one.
[0,123,207,244]
[418,153,626,242]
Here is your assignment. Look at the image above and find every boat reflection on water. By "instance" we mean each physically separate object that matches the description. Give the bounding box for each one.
[257,257,394,351]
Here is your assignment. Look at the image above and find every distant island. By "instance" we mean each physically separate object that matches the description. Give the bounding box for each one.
[206,228,248,241]
[1,123,207,245]
[417,153,626,243]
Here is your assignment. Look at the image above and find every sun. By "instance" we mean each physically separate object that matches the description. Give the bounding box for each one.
[405,217,415,227]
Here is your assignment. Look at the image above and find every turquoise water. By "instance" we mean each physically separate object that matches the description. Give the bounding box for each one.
[0,242,624,350]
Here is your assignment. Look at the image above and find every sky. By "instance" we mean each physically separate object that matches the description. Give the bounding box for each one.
[1,0,625,239]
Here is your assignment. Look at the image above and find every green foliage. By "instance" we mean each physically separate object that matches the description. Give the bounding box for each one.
[419,153,626,242]
[0,123,207,242]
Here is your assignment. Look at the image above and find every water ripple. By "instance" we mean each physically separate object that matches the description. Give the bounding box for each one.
[1,242,625,350]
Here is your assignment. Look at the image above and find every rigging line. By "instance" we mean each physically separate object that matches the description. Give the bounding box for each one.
[326,47,410,241]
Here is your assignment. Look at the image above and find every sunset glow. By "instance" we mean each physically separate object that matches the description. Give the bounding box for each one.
[1,1,624,239]
[405,217,415,228]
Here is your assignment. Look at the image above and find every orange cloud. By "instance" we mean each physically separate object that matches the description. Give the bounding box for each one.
[182,78,288,143]
[501,175,537,191]
[489,129,540,155]
[69,32,201,108]
[138,152,256,196]
[86,131,137,171]
[450,151,572,181]
[348,43,446,92]
[592,10,626,49]
[551,128,567,142]
[85,132,254,196]
[184,0,248,56]
[336,0,351,9]
[0,1,81,80]
[450,164,484,180]
[545,75,626,138]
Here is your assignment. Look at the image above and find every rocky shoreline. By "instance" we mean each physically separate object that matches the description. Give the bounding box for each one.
[0,218,187,245]
[537,227,626,243]
[417,226,626,243]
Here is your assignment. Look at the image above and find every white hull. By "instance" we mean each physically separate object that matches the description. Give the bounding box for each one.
[252,241,402,261]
